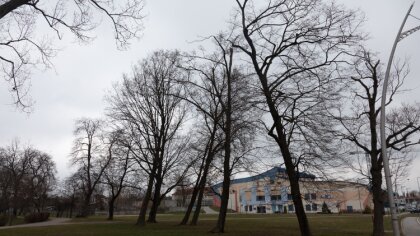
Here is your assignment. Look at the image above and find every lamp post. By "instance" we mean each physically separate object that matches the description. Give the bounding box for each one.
[380,3,420,236]
[417,177,420,194]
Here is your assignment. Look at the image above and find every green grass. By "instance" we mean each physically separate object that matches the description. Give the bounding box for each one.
[0,213,392,236]
[209,206,236,213]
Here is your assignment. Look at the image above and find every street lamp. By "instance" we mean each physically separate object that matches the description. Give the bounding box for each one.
[417,177,420,195]
[380,3,420,236]
[348,4,420,232]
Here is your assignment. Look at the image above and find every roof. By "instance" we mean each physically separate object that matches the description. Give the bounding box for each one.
[211,166,316,190]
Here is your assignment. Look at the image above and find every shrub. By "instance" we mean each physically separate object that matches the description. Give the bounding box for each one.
[363,205,372,214]
[0,214,8,226]
[322,202,332,214]
[24,212,50,223]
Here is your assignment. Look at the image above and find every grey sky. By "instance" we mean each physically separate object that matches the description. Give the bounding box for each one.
[0,0,419,192]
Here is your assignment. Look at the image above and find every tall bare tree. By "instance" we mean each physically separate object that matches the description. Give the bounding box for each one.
[333,51,420,236]
[101,130,133,220]
[25,149,56,212]
[106,50,192,226]
[0,0,145,110]
[176,48,227,226]
[70,118,114,217]
[229,1,364,235]
[179,36,258,232]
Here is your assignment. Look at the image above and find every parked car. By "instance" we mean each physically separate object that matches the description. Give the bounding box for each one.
[409,208,420,213]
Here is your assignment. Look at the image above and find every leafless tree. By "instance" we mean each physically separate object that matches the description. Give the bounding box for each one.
[106,50,193,226]
[70,118,114,217]
[333,51,420,236]
[0,140,56,225]
[25,149,56,212]
[228,1,364,235]
[101,130,134,220]
[0,0,145,110]
[175,48,227,226]
[389,150,414,197]
[178,36,258,232]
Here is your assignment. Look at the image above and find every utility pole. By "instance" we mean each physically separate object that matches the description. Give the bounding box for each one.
[380,3,420,236]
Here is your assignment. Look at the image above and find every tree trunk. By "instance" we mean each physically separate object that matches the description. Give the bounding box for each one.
[286,165,311,236]
[210,170,230,233]
[371,164,385,236]
[191,180,206,225]
[263,80,312,236]
[136,171,155,226]
[80,192,92,217]
[211,50,232,234]
[180,178,201,225]
[148,176,163,223]
[69,194,75,218]
[108,198,115,220]
[191,151,214,225]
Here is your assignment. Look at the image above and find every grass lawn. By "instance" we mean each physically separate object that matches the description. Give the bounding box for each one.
[0,213,392,236]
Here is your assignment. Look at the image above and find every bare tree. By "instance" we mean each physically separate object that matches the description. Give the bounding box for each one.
[25,149,56,212]
[70,118,114,217]
[333,51,420,236]
[0,0,145,110]
[0,140,56,225]
[1,141,32,225]
[178,36,258,232]
[228,1,364,235]
[389,150,414,197]
[176,48,228,226]
[101,130,133,220]
[106,50,192,226]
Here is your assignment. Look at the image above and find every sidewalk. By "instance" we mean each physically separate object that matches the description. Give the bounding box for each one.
[0,218,70,230]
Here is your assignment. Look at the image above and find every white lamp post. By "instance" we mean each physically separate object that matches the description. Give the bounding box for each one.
[380,3,420,236]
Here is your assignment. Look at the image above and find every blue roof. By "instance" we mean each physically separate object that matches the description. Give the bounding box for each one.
[211,166,315,189]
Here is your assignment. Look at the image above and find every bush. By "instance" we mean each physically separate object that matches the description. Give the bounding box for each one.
[0,214,8,226]
[322,202,332,214]
[363,205,372,214]
[24,212,50,223]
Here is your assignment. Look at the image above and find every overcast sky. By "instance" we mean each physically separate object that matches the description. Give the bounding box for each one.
[1,0,419,192]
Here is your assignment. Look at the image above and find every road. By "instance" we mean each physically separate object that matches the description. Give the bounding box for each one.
[401,216,420,236]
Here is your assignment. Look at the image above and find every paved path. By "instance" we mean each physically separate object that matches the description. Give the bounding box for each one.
[0,218,71,230]
[402,217,420,236]
[203,206,218,214]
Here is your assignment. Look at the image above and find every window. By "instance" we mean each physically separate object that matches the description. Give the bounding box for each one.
[257,196,265,201]
[312,203,318,211]
[257,206,266,213]
[288,204,294,212]
[311,193,316,200]
[287,194,293,200]
[249,205,253,212]
[306,204,311,211]
[304,193,310,200]
[271,195,280,201]
[321,194,332,199]
[277,205,283,213]
[245,205,248,212]
[347,206,353,213]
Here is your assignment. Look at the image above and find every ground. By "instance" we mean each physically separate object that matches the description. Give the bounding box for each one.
[401,216,420,236]
[0,213,393,236]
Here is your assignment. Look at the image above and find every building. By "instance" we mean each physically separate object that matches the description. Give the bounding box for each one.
[172,187,216,209]
[211,167,372,214]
